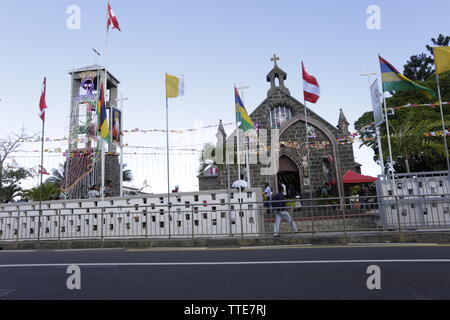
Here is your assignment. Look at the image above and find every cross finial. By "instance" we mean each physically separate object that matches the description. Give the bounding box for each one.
[271,54,280,67]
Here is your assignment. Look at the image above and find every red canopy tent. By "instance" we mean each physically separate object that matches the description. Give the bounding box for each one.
[342,170,378,184]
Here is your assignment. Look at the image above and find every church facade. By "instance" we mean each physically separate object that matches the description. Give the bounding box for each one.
[199,57,358,199]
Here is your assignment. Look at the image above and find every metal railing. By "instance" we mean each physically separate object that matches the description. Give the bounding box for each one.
[1,194,450,242]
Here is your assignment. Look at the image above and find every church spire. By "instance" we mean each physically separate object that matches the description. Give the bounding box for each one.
[337,109,350,133]
[266,54,290,97]
[216,119,227,144]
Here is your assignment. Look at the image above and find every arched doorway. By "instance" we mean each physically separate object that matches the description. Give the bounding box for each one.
[277,155,301,198]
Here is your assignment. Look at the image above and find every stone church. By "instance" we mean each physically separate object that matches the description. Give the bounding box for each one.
[199,56,359,199]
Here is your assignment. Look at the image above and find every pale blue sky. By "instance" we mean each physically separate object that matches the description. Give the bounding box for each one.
[0,0,448,192]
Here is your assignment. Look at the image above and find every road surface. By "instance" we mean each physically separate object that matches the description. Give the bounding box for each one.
[0,244,450,300]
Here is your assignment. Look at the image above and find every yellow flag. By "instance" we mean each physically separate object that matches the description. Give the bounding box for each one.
[434,47,450,74]
[166,73,184,98]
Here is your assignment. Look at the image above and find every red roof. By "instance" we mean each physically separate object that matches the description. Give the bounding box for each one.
[342,170,378,184]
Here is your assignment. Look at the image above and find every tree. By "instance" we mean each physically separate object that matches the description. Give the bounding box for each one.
[403,34,449,81]
[0,168,34,203]
[0,128,35,202]
[46,164,66,188]
[403,53,434,82]
[0,128,33,189]
[355,71,450,173]
[426,34,450,59]
[23,182,61,202]
[199,143,217,174]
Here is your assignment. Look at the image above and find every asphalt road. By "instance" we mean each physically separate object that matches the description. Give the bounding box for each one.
[0,244,450,300]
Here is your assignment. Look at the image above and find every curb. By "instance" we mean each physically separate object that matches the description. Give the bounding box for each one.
[1,232,450,250]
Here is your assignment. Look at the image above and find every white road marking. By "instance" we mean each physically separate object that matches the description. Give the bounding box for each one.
[53,248,124,252]
[0,259,449,268]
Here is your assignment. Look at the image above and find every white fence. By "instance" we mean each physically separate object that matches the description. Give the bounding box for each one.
[0,188,264,241]
[376,172,450,228]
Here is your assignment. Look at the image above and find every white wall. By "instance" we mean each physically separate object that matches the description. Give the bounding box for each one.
[0,188,264,241]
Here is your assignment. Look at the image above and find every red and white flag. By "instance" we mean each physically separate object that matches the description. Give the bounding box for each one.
[107,1,121,32]
[39,77,47,122]
[302,62,320,104]
[38,165,50,176]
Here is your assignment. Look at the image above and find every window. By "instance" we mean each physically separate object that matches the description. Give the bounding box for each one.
[270,106,293,129]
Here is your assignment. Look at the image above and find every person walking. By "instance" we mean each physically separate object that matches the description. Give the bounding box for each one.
[272,184,298,237]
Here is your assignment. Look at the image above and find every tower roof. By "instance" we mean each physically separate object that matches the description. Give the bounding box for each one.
[338,109,350,127]
[266,54,290,97]
[68,65,120,85]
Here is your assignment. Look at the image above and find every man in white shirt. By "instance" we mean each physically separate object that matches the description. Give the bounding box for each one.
[281,183,287,196]
[264,183,272,200]
[232,174,248,192]
[87,185,101,199]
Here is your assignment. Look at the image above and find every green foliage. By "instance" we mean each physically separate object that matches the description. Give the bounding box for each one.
[23,182,61,202]
[0,168,34,203]
[356,35,450,173]
[355,72,450,173]
[403,34,450,81]
[46,165,65,188]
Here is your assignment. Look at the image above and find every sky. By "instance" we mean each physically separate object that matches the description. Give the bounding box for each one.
[0,0,448,193]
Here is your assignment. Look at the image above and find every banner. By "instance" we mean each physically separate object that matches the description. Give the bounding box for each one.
[370,79,385,126]
[111,107,123,146]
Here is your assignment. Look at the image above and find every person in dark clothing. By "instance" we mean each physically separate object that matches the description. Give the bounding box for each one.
[272,184,298,237]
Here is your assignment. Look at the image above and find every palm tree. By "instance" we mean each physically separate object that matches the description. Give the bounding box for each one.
[386,116,448,173]
[46,164,65,188]
[23,182,61,202]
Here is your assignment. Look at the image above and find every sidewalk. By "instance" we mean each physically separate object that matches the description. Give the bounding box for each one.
[1,230,450,251]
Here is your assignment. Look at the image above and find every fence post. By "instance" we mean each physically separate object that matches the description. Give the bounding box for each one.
[101,208,104,241]
[16,209,20,242]
[191,205,195,239]
[37,209,42,242]
[341,198,348,244]
[239,198,244,239]
[57,210,61,241]
[145,206,149,239]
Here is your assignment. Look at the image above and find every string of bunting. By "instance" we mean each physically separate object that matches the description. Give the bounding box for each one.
[386,101,449,112]
[121,122,235,135]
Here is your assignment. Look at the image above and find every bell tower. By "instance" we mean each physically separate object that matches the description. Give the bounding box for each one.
[266,54,290,97]
[63,65,121,198]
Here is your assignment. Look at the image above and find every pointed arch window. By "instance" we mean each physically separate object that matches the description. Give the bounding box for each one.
[270,106,293,129]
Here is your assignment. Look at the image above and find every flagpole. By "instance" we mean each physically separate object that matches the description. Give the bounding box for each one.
[436,73,450,173]
[303,100,313,201]
[166,96,172,239]
[38,109,45,242]
[382,93,402,235]
[237,85,251,187]
[101,0,110,201]
[236,120,241,186]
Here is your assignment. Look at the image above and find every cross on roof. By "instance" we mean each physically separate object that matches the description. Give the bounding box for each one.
[271,54,280,67]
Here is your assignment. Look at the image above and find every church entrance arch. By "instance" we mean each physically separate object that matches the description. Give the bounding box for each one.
[277,155,302,198]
